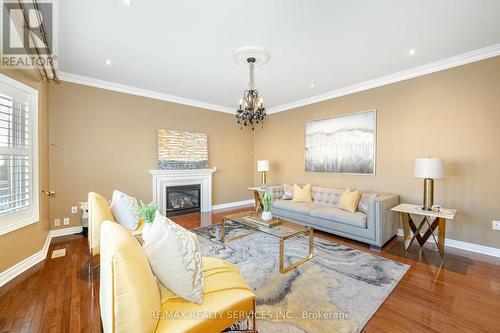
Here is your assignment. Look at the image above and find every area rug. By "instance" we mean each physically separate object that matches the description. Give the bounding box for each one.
[193,221,409,333]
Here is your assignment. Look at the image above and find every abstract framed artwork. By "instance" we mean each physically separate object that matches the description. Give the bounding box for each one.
[304,110,376,174]
[158,129,208,170]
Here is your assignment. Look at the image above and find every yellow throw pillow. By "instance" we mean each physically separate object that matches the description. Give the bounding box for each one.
[338,188,361,213]
[292,184,312,203]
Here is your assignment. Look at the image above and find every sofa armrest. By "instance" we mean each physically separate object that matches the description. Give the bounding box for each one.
[373,194,399,247]
[267,185,283,202]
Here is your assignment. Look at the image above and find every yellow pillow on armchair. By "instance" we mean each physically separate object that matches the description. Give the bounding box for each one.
[338,188,361,213]
[292,184,312,203]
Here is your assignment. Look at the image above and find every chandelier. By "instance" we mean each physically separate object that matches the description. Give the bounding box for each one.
[234,47,269,130]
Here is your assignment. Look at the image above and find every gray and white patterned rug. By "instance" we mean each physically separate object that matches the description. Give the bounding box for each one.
[193,221,409,333]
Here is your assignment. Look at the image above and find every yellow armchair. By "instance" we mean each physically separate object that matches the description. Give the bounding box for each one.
[100,221,256,333]
[87,192,143,258]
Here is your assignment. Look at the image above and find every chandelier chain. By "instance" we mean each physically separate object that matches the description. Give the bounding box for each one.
[248,61,255,90]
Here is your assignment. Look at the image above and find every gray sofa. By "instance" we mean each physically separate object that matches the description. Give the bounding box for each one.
[268,185,399,249]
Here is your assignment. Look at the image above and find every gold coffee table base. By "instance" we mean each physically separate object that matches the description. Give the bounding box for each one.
[221,212,314,274]
[279,228,314,273]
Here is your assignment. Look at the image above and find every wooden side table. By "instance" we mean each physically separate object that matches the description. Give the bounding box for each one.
[248,187,266,212]
[391,203,457,260]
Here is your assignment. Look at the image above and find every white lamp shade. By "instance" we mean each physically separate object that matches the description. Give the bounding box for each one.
[414,158,445,179]
[257,160,270,172]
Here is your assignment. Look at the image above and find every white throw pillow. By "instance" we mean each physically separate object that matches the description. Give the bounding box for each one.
[143,212,204,304]
[142,210,164,246]
[281,183,293,200]
[358,192,377,214]
[110,190,139,230]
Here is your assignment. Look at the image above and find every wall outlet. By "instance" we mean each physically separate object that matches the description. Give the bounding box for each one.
[71,206,78,214]
[54,218,60,227]
[493,220,500,231]
[63,217,70,226]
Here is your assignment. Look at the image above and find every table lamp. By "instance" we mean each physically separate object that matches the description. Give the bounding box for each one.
[414,157,445,210]
[257,160,269,187]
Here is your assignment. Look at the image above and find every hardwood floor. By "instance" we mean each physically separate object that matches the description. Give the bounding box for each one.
[1,205,499,332]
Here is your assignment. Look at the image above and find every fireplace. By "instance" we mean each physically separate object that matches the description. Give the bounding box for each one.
[165,184,201,216]
[149,168,216,216]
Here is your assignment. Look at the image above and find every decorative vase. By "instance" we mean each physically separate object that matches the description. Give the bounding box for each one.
[261,211,272,222]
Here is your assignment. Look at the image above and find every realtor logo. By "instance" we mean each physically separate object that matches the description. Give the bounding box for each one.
[1,0,57,69]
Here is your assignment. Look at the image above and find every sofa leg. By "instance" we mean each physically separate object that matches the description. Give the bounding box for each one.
[370,244,381,251]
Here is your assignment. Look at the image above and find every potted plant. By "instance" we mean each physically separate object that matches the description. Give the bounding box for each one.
[137,201,156,237]
[261,192,273,222]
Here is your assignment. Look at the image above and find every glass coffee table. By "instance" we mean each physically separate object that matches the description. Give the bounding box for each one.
[221,211,314,273]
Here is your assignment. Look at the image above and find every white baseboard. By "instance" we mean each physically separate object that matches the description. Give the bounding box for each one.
[397,229,500,258]
[0,226,83,287]
[0,242,47,288]
[212,199,254,211]
[49,226,83,238]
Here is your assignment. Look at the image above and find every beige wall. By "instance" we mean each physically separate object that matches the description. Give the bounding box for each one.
[0,69,50,272]
[253,56,500,249]
[48,82,254,229]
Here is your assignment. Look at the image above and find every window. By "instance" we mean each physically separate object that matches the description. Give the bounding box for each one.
[0,74,38,235]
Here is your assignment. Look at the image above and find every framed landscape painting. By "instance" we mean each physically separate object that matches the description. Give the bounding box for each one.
[305,110,376,174]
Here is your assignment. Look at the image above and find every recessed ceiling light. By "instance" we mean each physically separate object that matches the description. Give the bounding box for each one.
[123,0,133,5]
[105,59,112,65]
[310,83,315,88]
[408,49,416,55]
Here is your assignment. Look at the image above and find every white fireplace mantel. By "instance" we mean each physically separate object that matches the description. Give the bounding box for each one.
[149,168,217,215]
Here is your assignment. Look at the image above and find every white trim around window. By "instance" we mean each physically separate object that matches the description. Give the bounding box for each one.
[0,73,39,235]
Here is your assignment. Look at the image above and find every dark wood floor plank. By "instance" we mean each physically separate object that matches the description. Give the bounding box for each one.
[0,205,498,333]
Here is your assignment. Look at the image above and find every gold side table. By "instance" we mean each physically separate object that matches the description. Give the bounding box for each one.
[391,203,457,260]
[247,187,266,212]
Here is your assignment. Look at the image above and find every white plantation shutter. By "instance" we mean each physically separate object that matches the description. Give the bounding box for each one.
[0,75,38,234]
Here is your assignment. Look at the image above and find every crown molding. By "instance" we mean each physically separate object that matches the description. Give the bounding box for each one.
[267,43,500,114]
[57,72,235,114]
[58,43,500,116]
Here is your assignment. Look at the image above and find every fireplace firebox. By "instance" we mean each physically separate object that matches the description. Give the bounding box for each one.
[165,184,201,216]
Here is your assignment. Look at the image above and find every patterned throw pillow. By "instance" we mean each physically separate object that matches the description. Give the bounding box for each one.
[143,212,204,304]
[110,190,139,230]
[282,183,294,200]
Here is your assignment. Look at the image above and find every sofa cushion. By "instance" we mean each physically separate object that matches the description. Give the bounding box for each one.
[311,186,343,205]
[158,257,249,304]
[273,199,320,215]
[310,206,368,228]
[156,280,254,333]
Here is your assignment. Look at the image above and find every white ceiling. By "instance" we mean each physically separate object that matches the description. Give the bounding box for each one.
[57,0,500,112]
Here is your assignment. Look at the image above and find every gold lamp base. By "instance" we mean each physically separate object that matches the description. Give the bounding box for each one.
[422,178,434,211]
[260,171,267,188]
